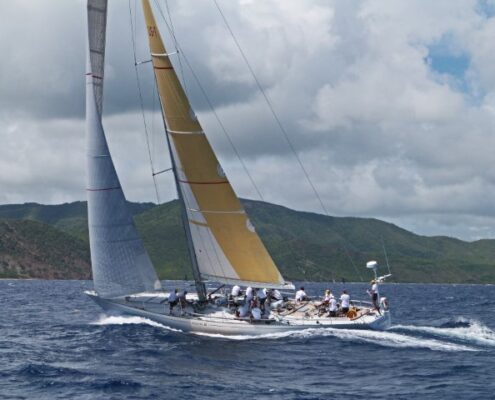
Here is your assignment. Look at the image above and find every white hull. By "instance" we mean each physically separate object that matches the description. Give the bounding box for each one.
[87,292,391,336]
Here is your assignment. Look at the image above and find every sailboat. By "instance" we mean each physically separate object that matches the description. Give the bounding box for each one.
[85,0,391,335]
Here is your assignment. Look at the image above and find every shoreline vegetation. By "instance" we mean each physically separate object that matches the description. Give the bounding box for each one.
[0,199,494,284]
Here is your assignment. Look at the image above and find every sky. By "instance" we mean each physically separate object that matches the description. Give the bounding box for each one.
[1,0,495,241]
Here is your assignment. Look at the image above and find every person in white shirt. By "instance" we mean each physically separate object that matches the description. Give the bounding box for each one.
[250,300,262,321]
[236,302,250,318]
[168,289,178,314]
[317,289,332,315]
[295,287,308,302]
[257,288,267,313]
[368,280,380,312]
[328,295,338,317]
[245,286,254,302]
[340,290,351,313]
[268,289,284,310]
[231,285,241,297]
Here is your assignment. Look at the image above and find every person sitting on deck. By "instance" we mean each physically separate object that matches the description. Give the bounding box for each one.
[268,289,284,310]
[340,290,351,314]
[168,289,178,314]
[328,294,338,317]
[236,302,250,318]
[295,286,308,302]
[250,300,262,321]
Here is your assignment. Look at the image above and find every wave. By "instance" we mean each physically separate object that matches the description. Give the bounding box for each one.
[393,318,495,348]
[90,315,182,333]
[194,328,477,351]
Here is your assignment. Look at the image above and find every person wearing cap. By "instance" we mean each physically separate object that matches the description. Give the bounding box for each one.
[328,293,338,317]
[295,286,308,302]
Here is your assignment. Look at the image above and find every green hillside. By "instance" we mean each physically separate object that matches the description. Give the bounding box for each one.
[1,200,495,283]
[0,219,90,279]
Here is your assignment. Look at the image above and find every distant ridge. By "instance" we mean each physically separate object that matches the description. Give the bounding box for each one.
[0,199,494,283]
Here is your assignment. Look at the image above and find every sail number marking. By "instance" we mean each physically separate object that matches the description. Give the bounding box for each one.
[148,26,157,37]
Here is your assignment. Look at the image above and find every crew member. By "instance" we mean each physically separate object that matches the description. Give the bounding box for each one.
[250,300,262,321]
[245,286,254,303]
[340,290,351,314]
[368,279,380,312]
[257,288,267,313]
[328,294,338,317]
[295,286,308,302]
[231,284,241,297]
[268,289,284,310]
[168,289,178,314]
[178,290,188,310]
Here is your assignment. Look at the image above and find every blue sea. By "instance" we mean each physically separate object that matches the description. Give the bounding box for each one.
[1,280,494,399]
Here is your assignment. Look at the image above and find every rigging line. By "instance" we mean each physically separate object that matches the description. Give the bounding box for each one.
[128,0,160,203]
[381,236,392,276]
[212,0,363,282]
[151,0,265,202]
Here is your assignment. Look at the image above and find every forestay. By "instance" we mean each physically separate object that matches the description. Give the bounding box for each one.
[86,0,161,298]
[141,0,293,289]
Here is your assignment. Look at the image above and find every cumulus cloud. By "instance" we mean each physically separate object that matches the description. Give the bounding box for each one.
[1,0,495,240]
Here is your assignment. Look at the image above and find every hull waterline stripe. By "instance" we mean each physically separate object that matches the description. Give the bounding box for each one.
[86,186,121,192]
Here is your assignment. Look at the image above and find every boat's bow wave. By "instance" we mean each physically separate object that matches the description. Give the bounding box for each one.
[392,318,495,348]
[90,315,182,333]
[192,327,478,351]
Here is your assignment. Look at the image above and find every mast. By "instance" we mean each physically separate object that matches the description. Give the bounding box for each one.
[158,88,207,301]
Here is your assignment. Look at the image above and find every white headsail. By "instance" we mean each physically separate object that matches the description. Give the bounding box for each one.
[86,0,161,298]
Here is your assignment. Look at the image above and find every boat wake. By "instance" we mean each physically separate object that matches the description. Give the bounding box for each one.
[392,318,495,348]
[91,315,182,333]
[193,328,477,352]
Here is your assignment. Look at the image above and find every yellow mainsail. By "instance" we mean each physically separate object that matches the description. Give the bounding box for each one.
[141,0,292,289]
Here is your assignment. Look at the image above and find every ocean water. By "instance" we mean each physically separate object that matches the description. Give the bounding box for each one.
[1,280,494,400]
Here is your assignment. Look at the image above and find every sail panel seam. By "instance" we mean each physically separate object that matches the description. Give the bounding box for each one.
[178,179,228,185]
